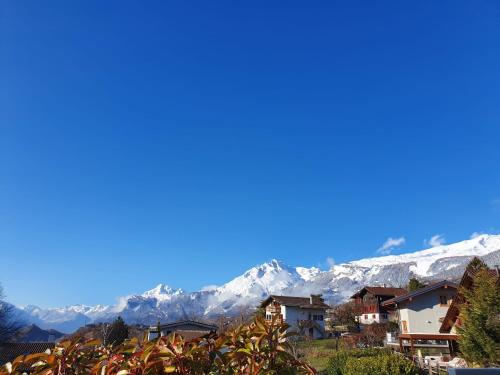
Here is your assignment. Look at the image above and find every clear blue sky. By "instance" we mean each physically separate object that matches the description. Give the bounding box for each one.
[1,1,499,307]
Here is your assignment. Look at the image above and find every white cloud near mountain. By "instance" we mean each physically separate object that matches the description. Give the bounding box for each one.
[326,257,336,269]
[377,236,405,255]
[470,231,484,239]
[424,234,446,247]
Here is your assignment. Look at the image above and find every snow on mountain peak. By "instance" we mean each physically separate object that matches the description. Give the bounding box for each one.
[296,266,322,281]
[15,233,500,332]
[347,233,500,276]
[142,284,184,301]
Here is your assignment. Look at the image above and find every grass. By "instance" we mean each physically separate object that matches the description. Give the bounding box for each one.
[295,338,340,373]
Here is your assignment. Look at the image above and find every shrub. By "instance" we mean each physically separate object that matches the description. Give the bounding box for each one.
[326,348,417,375]
[0,316,316,375]
[326,350,349,375]
[344,354,419,375]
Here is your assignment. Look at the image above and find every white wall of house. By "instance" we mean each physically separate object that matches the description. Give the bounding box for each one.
[397,288,455,334]
[283,306,325,339]
[264,300,326,339]
[358,312,391,324]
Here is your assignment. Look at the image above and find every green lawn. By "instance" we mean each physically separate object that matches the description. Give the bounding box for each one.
[296,338,340,373]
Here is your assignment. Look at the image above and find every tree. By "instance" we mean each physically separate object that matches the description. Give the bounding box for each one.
[457,267,500,367]
[330,301,361,332]
[100,323,112,346]
[360,323,389,347]
[107,316,129,346]
[407,278,426,292]
[0,284,22,343]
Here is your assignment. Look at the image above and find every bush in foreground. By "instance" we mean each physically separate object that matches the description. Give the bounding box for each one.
[327,348,418,375]
[0,316,316,375]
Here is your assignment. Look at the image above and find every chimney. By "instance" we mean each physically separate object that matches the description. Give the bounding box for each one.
[310,294,323,305]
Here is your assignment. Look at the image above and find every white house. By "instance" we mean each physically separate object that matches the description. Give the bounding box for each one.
[260,295,330,339]
[382,280,458,355]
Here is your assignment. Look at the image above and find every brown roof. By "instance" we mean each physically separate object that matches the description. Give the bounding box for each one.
[351,286,407,299]
[260,295,330,309]
[173,330,216,341]
[382,280,458,307]
[152,320,217,332]
[0,342,55,366]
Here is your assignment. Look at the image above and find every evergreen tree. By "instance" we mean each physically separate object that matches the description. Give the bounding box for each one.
[107,316,129,346]
[407,278,426,292]
[457,268,500,367]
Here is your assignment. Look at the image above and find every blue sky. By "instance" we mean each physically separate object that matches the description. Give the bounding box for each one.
[1,1,499,307]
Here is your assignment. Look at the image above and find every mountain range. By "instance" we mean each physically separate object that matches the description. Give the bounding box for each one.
[14,324,65,343]
[14,234,500,333]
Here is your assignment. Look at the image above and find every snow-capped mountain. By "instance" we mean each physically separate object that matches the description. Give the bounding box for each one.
[142,284,184,302]
[15,234,500,332]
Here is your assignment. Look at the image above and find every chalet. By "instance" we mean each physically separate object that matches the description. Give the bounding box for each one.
[260,295,330,339]
[350,286,407,324]
[147,320,218,341]
[440,258,500,336]
[382,280,458,355]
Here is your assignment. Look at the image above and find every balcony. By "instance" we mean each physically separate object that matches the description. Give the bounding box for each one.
[265,314,283,325]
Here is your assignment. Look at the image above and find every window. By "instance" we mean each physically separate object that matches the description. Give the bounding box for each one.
[372,314,376,319]
[266,314,272,320]
[311,314,323,321]
[364,314,368,320]
[439,295,448,306]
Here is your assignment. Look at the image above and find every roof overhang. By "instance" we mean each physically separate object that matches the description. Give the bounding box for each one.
[384,280,458,305]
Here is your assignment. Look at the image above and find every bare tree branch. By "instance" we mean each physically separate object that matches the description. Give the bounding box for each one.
[0,284,23,343]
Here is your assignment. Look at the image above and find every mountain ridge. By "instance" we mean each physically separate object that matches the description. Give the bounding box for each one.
[15,234,500,332]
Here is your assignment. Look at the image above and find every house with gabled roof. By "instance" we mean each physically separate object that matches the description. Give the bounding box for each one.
[351,286,407,324]
[260,295,330,339]
[382,280,458,355]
